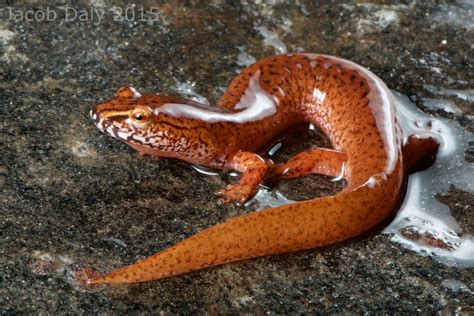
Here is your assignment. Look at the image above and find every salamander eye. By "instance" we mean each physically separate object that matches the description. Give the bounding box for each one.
[130,107,151,128]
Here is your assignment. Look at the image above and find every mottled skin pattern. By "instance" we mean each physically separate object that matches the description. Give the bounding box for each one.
[89,53,438,284]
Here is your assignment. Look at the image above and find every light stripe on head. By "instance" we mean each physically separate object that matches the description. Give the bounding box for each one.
[102,110,131,118]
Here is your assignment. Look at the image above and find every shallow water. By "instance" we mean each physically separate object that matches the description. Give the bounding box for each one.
[384,92,473,268]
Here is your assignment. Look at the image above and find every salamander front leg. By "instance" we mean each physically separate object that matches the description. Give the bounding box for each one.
[215,151,268,206]
[271,148,347,179]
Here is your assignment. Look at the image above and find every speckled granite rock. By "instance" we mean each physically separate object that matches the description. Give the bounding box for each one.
[1,1,473,314]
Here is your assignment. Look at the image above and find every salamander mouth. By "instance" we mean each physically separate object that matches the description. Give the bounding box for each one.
[90,108,107,132]
[91,109,144,146]
[90,109,119,139]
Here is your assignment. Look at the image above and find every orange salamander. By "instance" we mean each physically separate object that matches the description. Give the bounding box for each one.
[90,53,439,284]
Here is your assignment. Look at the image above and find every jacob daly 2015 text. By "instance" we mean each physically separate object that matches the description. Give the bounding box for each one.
[4,6,161,25]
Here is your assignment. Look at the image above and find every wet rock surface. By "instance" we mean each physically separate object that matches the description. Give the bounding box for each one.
[1,1,473,313]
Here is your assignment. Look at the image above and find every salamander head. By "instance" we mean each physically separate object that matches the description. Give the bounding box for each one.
[92,86,152,139]
[91,86,212,157]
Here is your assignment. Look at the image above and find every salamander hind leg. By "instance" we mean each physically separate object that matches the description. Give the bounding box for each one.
[215,151,268,206]
[402,135,439,173]
[270,148,347,180]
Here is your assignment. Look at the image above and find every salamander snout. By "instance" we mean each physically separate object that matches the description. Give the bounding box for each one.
[90,108,101,124]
